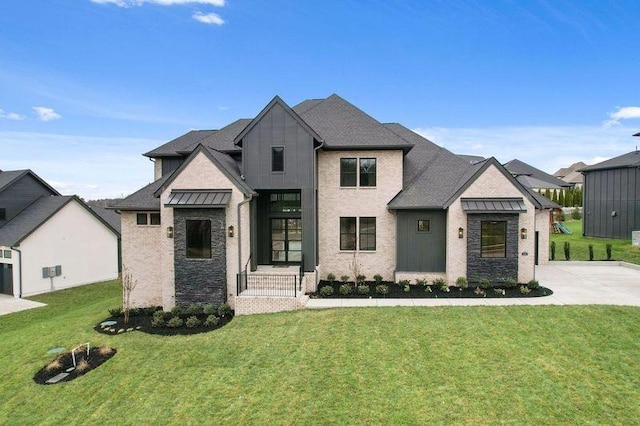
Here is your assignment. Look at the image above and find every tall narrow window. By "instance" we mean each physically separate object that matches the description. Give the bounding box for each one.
[186,220,211,259]
[340,158,357,187]
[359,217,376,250]
[150,213,161,225]
[272,147,284,172]
[340,217,356,250]
[359,158,376,187]
[0,208,5,221]
[481,221,507,258]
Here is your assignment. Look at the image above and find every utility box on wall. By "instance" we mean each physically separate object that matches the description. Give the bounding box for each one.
[633,231,640,247]
[42,265,62,278]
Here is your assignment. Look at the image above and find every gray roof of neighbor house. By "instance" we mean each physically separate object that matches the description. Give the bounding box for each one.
[0,196,119,246]
[110,174,172,211]
[503,159,571,188]
[554,161,587,178]
[86,200,122,233]
[0,169,60,196]
[579,150,640,172]
[293,94,413,151]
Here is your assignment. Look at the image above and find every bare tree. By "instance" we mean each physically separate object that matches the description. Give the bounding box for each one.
[121,267,138,324]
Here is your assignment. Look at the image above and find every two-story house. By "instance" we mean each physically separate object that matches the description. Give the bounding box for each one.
[113,95,555,314]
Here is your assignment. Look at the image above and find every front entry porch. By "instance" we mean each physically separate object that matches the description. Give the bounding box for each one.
[237,265,302,297]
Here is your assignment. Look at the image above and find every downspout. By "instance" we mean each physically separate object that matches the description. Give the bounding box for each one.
[237,193,255,276]
[10,246,22,298]
[312,139,325,281]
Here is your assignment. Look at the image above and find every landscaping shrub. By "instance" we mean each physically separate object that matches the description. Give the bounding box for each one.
[432,278,447,291]
[109,307,123,317]
[339,284,353,296]
[415,278,427,286]
[129,307,142,317]
[166,316,184,328]
[357,284,370,295]
[456,276,468,289]
[327,273,336,283]
[424,285,432,293]
[589,244,594,261]
[478,278,491,289]
[373,274,383,285]
[319,285,334,297]
[519,285,531,294]
[503,277,517,289]
[571,208,582,220]
[204,314,219,327]
[551,241,556,260]
[356,274,366,285]
[340,275,350,283]
[527,279,540,290]
[171,305,182,316]
[187,303,200,315]
[398,279,410,287]
[152,310,165,321]
[203,304,216,315]
[606,244,613,260]
[185,316,201,328]
[151,316,165,328]
[375,284,389,295]
[218,303,232,317]
[143,306,159,315]
[564,241,571,260]
[403,284,410,293]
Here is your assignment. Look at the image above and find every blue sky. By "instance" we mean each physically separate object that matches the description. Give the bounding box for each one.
[1,0,639,199]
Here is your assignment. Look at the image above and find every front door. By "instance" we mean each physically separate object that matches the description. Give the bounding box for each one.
[271,218,302,263]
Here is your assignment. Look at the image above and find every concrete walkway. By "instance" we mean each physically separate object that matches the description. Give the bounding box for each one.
[306,261,640,309]
[0,294,46,316]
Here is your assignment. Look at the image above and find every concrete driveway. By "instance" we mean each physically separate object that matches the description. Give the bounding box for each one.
[0,294,46,316]
[535,261,640,306]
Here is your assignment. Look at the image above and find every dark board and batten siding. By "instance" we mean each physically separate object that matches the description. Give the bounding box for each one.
[583,168,640,238]
[0,174,57,227]
[242,102,317,271]
[396,210,446,272]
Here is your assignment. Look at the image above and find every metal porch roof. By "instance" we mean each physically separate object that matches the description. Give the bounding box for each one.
[164,190,232,208]
[461,198,526,213]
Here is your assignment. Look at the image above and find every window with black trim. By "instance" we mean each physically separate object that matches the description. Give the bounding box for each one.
[0,208,6,221]
[136,212,160,226]
[136,213,148,225]
[359,158,376,187]
[340,158,357,187]
[417,219,430,232]
[340,217,356,250]
[186,220,211,259]
[359,217,376,250]
[150,213,161,225]
[272,147,284,172]
[3,250,11,259]
[481,221,507,258]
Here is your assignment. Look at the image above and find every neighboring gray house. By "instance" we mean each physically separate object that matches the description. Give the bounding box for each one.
[504,159,572,192]
[581,151,640,239]
[113,94,555,315]
[554,162,587,189]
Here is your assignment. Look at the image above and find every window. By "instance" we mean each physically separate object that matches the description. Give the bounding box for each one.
[270,192,301,213]
[417,219,430,232]
[340,217,356,250]
[481,221,507,258]
[340,158,357,187]
[0,208,5,221]
[186,220,211,259]
[359,158,376,187]
[3,250,11,259]
[359,217,376,250]
[137,212,160,226]
[272,147,284,172]
[136,213,148,225]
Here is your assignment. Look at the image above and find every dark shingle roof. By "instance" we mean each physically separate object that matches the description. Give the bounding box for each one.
[110,174,172,211]
[503,159,571,188]
[86,202,122,234]
[0,169,60,196]
[188,119,252,153]
[457,154,486,164]
[579,151,640,172]
[526,188,560,209]
[296,94,413,151]
[144,130,217,157]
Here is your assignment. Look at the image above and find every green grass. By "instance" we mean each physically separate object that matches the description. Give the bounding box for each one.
[1,281,640,424]
[550,220,640,264]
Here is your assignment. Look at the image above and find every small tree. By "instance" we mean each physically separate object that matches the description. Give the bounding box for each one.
[558,190,565,207]
[121,267,138,325]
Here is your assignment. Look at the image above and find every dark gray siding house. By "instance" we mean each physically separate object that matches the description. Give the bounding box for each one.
[581,150,640,238]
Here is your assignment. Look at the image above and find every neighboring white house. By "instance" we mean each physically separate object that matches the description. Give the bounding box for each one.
[113,94,557,315]
[0,170,120,297]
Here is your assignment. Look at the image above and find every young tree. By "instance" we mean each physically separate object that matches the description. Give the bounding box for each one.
[552,189,559,203]
[121,267,138,324]
[558,190,565,206]
[545,188,551,199]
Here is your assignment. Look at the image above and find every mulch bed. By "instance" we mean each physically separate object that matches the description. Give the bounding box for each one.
[312,281,553,299]
[33,347,117,385]
[94,313,234,336]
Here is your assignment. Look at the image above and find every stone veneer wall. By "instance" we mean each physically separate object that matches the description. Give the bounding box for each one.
[317,150,403,282]
[466,213,518,283]
[173,208,226,307]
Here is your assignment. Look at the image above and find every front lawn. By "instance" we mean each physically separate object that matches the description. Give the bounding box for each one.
[550,220,640,265]
[1,281,639,424]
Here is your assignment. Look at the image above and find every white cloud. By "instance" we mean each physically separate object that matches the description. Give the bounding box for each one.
[412,124,637,175]
[603,106,640,127]
[32,107,62,122]
[0,109,26,120]
[91,0,225,7]
[193,11,224,25]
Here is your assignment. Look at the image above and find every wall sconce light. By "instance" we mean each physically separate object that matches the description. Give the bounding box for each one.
[167,226,174,239]
[520,227,527,240]
[228,225,235,238]
[458,227,464,239]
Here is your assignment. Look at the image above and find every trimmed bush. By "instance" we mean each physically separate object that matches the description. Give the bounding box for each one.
[375,284,389,295]
[550,241,556,260]
[185,316,201,328]
[151,316,165,328]
[527,279,540,290]
[588,244,594,261]
[564,242,570,261]
[478,278,491,289]
[373,274,383,284]
[108,307,123,317]
[187,303,200,315]
[204,314,219,327]
[398,279,410,287]
[171,305,182,316]
[571,208,582,220]
[415,278,427,286]
[339,284,353,296]
[356,274,366,285]
[327,273,336,283]
[503,278,517,289]
[456,276,468,289]
[519,285,531,294]
[203,304,216,315]
[403,284,411,293]
[340,275,350,283]
[152,310,165,321]
[357,285,370,295]
[606,244,613,260]
[166,316,184,328]
[218,303,232,318]
[319,285,334,297]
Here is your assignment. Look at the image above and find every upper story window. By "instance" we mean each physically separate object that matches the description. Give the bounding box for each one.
[481,221,507,258]
[137,212,160,226]
[272,147,284,172]
[359,158,376,187]
[340,157,377,187]
[270,192,301,213]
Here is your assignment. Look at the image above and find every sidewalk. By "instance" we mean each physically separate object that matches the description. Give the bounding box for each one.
[0,294,47,316]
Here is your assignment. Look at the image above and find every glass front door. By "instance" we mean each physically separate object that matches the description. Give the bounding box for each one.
[271,218,302,263]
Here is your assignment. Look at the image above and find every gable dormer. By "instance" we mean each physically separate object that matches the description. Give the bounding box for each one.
[0,170,60,227]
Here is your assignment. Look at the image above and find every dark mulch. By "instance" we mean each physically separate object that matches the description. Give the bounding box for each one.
[312,281,553,299]
[94,313,234,336]
[33,347,117,385]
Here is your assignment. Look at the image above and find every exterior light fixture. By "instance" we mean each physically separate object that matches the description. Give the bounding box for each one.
[520,228,527,239]
[167,226,174,239]
[228,225,235,238]
[458,227,464,239]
